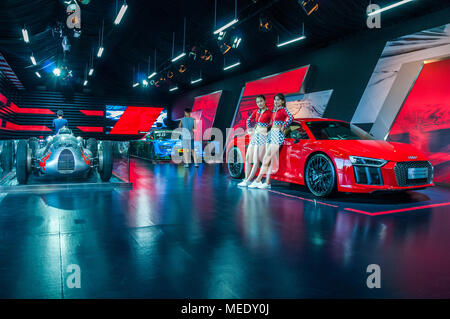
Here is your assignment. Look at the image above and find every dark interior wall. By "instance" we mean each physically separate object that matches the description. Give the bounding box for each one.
[0,73,20,138]
[170,8,450,133]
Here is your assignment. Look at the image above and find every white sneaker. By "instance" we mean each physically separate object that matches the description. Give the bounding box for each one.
[238,180,250,187]
[248,181,263,189]
[258,183,271,189]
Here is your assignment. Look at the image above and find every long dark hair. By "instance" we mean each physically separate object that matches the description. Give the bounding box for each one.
[274,93,286,107]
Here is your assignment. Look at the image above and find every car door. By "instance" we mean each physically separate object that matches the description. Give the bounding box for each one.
[276,124,310,183]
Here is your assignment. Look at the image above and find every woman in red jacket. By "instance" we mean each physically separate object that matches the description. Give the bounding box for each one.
[238,95,271,187]
[249,93,292,189]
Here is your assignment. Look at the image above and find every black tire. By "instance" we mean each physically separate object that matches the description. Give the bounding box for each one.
[87,138,98,157]
[1,140,13,173]
[227,146,245,179]
[305,153,336,197]
[98,141,113,182]
[16,140,29,185]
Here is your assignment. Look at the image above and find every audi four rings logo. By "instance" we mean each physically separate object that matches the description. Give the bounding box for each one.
[409,156,418,159]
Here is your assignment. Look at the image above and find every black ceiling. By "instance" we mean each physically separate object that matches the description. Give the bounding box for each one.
[1,0,449,98]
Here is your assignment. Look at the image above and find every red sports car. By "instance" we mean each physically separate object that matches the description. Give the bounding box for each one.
[226,118,434,197]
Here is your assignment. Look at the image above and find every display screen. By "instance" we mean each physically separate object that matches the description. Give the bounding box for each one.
[389,58,450,183]
[229,66,309,136]
[286,90,333,119]
[105,105,164,135]
[151,109,168,130]
[192,91,222,140]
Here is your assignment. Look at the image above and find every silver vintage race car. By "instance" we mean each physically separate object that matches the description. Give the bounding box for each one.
[15,127,113,184]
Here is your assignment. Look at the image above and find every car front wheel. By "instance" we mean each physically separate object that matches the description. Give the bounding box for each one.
[227,146,244,179]
[305,153,336,197]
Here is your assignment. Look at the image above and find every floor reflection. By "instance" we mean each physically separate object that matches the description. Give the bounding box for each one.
[0,158,448,298]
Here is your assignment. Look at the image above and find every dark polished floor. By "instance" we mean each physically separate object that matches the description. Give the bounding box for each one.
[0,158,449,298]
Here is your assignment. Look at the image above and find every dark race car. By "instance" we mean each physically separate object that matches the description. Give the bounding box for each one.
[15,127,113,184]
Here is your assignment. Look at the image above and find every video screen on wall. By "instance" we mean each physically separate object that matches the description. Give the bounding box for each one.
[105,105,164,135]
[286,90,333,119]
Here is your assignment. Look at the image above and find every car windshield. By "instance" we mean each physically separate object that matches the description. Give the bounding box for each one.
[154,132,175,140]
[305,121,375,140]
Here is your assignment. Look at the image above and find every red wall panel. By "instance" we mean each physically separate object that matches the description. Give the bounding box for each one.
[389,59,450,183]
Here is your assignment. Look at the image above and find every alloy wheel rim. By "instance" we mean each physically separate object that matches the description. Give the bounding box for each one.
[307,156,333,194]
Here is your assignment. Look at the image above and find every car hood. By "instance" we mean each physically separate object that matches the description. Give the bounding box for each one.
[315,140,429,162]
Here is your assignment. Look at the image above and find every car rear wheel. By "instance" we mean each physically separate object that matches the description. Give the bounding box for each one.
[227,146,244,179]
[0,140,13,173]
[98,141,113,182]
[305,153,336,197]
[16,140,30,184]
[29,137,39,157]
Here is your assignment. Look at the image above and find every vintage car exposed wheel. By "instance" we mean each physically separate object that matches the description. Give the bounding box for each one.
[16,140,31,184]
[227,146,244,179]
[29,137,39,157]
[87,138,98,157]
[305,153,336,197]
[0,140,14,173]
[98,141,113,182]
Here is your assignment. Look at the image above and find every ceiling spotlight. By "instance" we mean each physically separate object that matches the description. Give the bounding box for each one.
[133,82,140,87]
[97,46,104,58]
[89,68,94,76]
[171,52,186,63]
[114,2,128,25]
[219,42,231,55]
[142,79,149,87]
[35,72,41,78]
[167,71,174,79]
[22,28,30,43]
[367,0,415,16]
[299,0,319,16]
[217,31,227,41]
[191,78,202,84]
[178,65,187,73]
[200,49,213,62]
[169,86,178,92]
[148,72,157,79]
[30,54,37,65]
[232,36,242,48]
[213,19,239,35]
[53,67,61,76]
[224,61,240,71]
[83,80,88,86]
[259,15,272,32]
[277,35,306,48]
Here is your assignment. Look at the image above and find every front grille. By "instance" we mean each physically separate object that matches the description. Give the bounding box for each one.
[58,149,75,173]
[353,166,383,185]
[394,161,433,187]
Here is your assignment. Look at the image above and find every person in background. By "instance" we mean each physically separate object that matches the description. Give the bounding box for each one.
[238,95,271,187]
[52,110,68,134]
[179,108,199,168]
[249,93,292,189]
